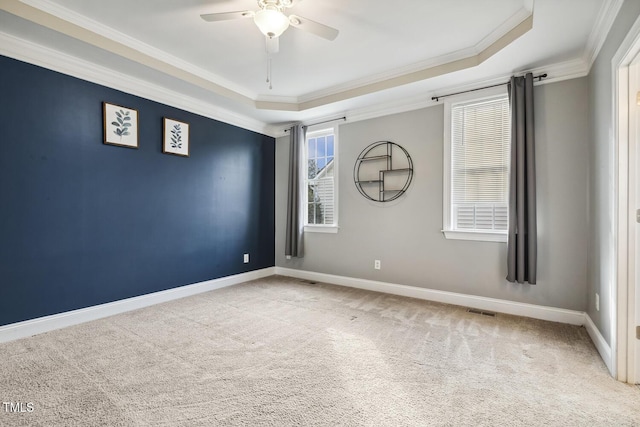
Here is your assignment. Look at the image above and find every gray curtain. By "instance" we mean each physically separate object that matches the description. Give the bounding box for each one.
[506,73,537,284]
[285,125,305,258]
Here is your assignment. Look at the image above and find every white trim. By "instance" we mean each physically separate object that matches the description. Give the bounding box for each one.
[0,18,590,139]
[442,230,507,243]
[584,0,625,70]
[294,8,534,107]
[0,267,275,344]
[304,225,339,234]
[585,313,614,374]
[327,57,590,132]
[0,31,278,137]
[1,1,597,119]
[613,45,628,384]
[612,13,640,383]
[2,1,533,113]
[20,0,254,99]
[274,267,586,325]
[627,60,639,385]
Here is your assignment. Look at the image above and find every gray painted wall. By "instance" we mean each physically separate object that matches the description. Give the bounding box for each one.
[587,1,640,345]
[276,78,589,311]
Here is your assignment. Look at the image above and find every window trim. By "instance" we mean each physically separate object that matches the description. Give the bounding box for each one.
[442,87,509,243]
[303,124,339,232]
[442,229,507,243]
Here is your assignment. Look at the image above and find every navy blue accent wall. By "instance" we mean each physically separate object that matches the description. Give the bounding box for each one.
[0,55,275,326]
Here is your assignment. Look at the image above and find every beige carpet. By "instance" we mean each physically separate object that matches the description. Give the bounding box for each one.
[1,275,639,426]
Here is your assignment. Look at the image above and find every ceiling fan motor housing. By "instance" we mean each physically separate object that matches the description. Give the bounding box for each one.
[257,0,293,11]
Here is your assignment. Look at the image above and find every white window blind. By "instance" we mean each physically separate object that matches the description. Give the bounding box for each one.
[450,96,510,231]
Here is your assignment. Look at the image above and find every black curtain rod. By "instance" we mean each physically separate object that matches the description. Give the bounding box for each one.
[431,73,548,102]
[284,116,347,132]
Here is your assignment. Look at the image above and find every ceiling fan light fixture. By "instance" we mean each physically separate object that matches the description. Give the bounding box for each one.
[254,8,289,38]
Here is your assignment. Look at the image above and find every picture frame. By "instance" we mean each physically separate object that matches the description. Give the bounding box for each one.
[103,102,139,148]
[163,117,190,157]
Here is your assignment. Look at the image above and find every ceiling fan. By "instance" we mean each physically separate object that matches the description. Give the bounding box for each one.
[200,0,339,54]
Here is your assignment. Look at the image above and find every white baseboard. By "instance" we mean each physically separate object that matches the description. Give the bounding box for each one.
[275,267,586,325]
[0,267,275,344]
[584,313,614,375]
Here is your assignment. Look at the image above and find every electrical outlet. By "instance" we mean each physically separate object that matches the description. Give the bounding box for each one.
[374,260,381,270]
[243,253,249,264]
[595,293,599,311]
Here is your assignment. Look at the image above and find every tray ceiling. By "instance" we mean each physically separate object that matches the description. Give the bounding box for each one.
[0,0,619,132]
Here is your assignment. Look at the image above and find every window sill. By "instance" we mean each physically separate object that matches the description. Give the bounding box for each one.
[305,225,339,234]
[442,229,507,243]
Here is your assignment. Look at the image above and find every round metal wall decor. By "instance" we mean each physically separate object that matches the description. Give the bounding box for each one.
[353,141,413,202]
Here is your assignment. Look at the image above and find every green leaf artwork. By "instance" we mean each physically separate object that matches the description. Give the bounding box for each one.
[170,124,182,149]
[112,109,132,141]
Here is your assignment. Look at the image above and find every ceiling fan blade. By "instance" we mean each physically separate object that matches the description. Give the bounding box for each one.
[200,10,254,22]
[266,36,279,54]
[288,14,339,41]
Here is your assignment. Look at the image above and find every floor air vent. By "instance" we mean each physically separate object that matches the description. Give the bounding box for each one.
[467,308,496,317]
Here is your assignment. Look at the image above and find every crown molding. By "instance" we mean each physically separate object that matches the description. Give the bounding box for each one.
[342,57,589,125]
[266,64,580,135]
[296,6,533,106]
[269,55,590,136]
[5,0,535,113]
[268,12,535,111]
[1,0,254,105]
[293,15,534,111]
[20,0,255,99]
[0,31,277,137]
[583,0,624,70]
[1,0,593,126]
[0,14,590,140]
[115,54,586,139]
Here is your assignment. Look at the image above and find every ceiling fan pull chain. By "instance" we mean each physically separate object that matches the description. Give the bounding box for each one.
[267,56,273,90]
[265,36,270,86]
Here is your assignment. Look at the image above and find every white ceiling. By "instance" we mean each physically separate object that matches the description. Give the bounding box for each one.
[0,0,621,135]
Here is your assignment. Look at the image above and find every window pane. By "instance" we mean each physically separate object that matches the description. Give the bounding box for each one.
[308,203,315,224]
[304,129,337,227]
[327,137,334,156]
[308,183,319,203]
[317,137,326,157]
[308,160,318,179]
[308,202,323,224]
[308,139,316,159]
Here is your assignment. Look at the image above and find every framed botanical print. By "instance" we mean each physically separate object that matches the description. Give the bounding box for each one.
[103,102,138,148]
[163,117,190,157]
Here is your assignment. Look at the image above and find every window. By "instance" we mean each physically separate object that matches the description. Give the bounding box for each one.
[304,125,338,232]
[443,91,510,242]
